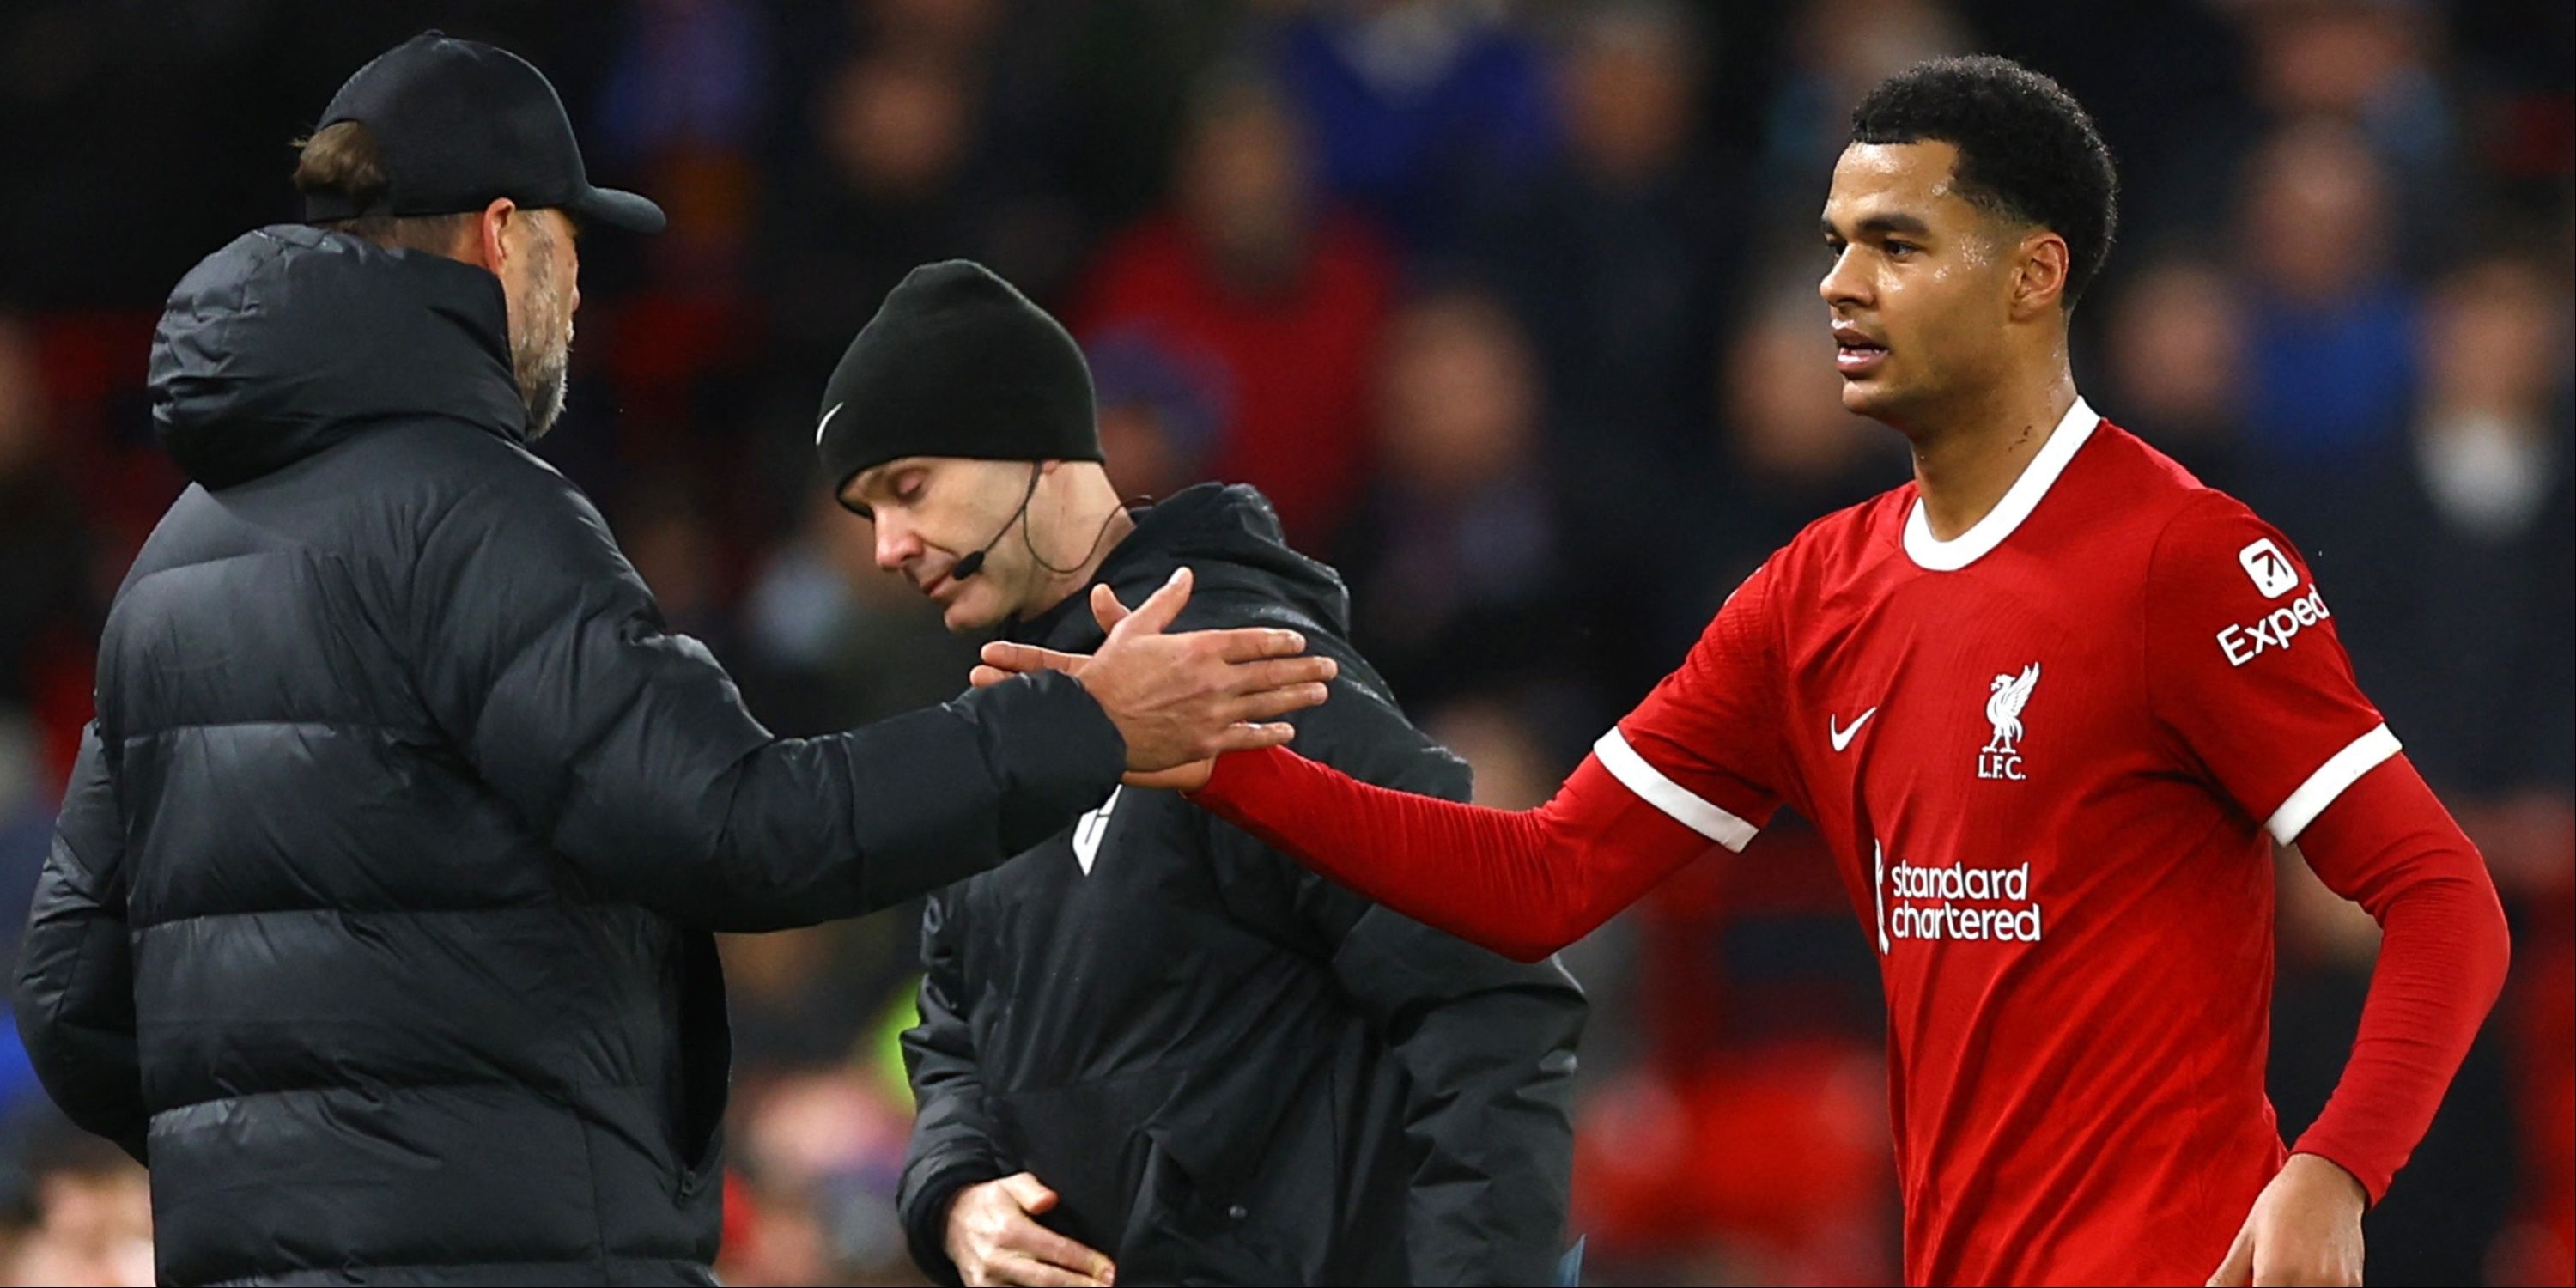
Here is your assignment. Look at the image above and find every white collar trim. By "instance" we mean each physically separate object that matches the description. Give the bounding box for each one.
[1903,397,2100,572]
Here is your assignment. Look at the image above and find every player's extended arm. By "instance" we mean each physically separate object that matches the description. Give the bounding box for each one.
[1187,744,1716,963]
[979,582,1726,960]
[2208,754,2511,1286]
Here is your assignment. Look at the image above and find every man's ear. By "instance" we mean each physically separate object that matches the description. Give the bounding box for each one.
[2010,230,2070,320]
[471,197,519,275]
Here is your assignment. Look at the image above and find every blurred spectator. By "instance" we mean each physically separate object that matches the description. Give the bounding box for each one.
[1077,70,1394,546]
[1087,327,1231,503]
[1574,1012,1893,1285]
[1485,2,1731,453]
[0,317,98,794]
[748,3,1087,392]
[0,1114,150,1288]
[2237,0,2462,264]
[717,1066,920,1286]
[2099,256,2252,492]
[1688,288,1901,628]
[2314,255,2574,799]
[2233,118,2419,494]
[1269,0,1559,256]
[1053,0,1246,232]
[735,488,983,739]
[1334,284,1591,744]
[0,319,94,723]
[1752,0,1966,246]
[0,714,46,982]
[744,38,1051,527]
[716,920,920,1081]
[617,480,744,659]
[597,0,774,167]
[593,0,775,289]
[1577,769,1895,1285]
[1422,697,1558,811]
[2492,817,2575,1287]
[758,46,992,368]
[857,0,1093,295]
[2242,0,2448,149]
[866,0,1009,66]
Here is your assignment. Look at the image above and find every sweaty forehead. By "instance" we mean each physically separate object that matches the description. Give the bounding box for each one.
[1823,140,1973,229]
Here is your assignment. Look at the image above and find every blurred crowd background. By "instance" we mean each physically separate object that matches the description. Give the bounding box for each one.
[0,0,2568,1284]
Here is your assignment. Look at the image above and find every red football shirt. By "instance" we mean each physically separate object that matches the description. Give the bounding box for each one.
[1601,400,2397,1285]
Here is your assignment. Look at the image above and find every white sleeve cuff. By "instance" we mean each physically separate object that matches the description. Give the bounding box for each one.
[1593,727,1759,852]
[2265,724,2403,845]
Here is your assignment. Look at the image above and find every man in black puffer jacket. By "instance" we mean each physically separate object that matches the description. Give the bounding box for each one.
[817,262,1585,1287]
[9,35,1332,1287]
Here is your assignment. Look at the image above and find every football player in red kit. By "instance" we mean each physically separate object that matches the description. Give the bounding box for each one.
[979,56,2511,1287]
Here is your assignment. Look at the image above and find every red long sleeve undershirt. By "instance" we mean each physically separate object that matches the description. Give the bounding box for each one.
[2281,756,2512,1200]
[1191,745,2509,1202]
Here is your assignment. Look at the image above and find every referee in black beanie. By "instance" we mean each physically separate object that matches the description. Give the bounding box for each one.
[13,39,1334,1285]
[816,259,1111,631]
[825,261,1585,1288]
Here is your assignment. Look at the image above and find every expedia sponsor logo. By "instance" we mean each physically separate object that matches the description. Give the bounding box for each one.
[2238,538,2300,598]
[2215,586,2330,668]
[1873,843,2044,954]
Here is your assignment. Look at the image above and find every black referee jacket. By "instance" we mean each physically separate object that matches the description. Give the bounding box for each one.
[898,484,1586,1286]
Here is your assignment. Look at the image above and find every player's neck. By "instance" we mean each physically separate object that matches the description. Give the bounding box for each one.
[1908,368,2081,542]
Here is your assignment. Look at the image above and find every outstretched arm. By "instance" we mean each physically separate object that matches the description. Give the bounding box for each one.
[977,573,1791,963]
[1186,744,1712,963]
[413,463,1333,931]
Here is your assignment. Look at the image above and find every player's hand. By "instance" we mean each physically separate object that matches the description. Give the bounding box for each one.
[975,569,1335,773]
[944,1172,1115,1287]
[2206,1152,2366,1286]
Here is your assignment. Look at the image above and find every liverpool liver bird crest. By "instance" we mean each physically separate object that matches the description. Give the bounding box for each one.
[1984,663,2040,753]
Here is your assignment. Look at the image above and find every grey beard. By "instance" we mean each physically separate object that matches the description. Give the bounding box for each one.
[517,337,569,440]
[512,235,572,441]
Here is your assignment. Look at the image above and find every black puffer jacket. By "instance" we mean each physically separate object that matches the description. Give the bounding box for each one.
[900,485,1585,1285]
[10,225,1125,1286]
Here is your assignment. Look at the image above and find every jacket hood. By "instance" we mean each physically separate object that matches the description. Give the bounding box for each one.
[149,223,528,488]
[1018,483,1351,644]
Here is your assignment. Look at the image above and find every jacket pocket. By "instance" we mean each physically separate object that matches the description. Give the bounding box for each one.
[676,928,732,1187]
[1113,1133,1304,1286]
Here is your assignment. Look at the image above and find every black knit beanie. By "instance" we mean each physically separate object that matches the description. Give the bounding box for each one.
[815,260,1101,504]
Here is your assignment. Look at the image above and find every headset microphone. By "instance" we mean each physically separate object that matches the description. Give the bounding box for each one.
[949,464,1044,582]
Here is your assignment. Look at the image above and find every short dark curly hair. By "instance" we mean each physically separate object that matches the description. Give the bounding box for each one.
[1850,55,2119,310]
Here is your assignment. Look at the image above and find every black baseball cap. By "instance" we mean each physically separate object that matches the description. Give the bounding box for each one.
[304,31,665,234]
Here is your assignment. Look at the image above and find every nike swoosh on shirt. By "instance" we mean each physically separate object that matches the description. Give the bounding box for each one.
[1830,708,1879,752]
[813,401,844,446]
